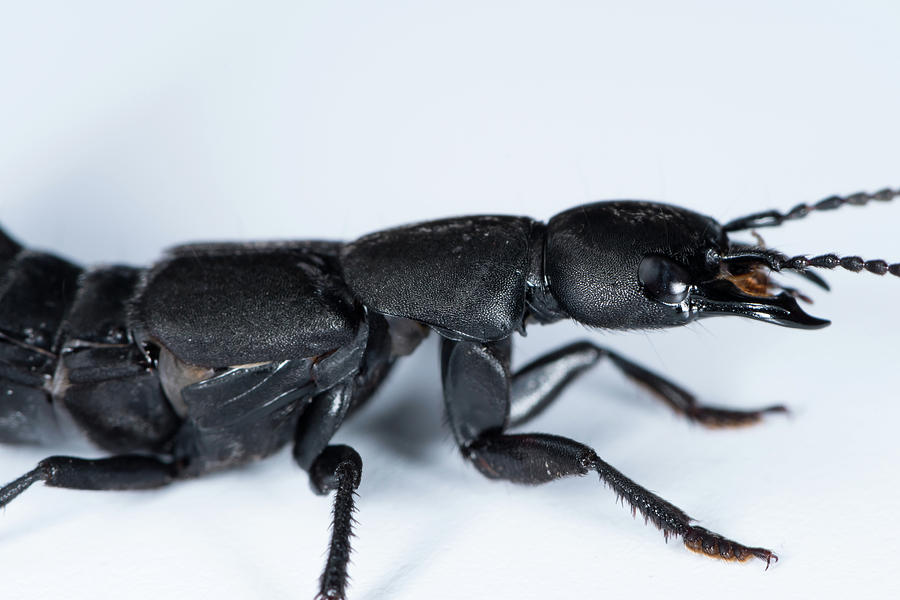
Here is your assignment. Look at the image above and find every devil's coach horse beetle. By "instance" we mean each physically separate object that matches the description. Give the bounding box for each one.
[0,189,897,598]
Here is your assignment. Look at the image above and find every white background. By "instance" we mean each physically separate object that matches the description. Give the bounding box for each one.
[1,2,899,599]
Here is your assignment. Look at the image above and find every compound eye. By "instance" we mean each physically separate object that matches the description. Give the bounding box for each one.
[638,255,691,304]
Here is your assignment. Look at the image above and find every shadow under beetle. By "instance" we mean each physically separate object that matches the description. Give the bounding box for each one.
[1,189,898,599]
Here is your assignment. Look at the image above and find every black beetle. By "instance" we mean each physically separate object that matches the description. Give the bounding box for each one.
[0,189,897,599]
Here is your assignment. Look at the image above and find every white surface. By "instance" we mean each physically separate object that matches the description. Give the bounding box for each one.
[1,2,899,599]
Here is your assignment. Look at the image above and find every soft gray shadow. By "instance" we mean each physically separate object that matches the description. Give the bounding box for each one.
[346,391,446,463]
[342,338,448,464]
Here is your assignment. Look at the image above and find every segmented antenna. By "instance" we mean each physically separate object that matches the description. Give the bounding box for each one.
[723,188,899,232]
[774,254,900,276]
[721,248,900,277]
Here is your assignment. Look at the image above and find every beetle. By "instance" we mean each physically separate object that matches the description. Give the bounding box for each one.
[0,188,897,599]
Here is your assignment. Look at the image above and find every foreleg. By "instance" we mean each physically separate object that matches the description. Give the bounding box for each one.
[466,432,775,564]
[443,337,776,566]
[510,341,786,427]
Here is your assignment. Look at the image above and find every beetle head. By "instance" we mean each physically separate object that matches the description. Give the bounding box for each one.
[544,200,847,331]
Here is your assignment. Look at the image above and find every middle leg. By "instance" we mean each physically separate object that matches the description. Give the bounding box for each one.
[293,384,363,600]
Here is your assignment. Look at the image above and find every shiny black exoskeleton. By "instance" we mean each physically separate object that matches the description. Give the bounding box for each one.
[1,189,897,599]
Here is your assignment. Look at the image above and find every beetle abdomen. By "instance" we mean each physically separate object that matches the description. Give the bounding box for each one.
[0,228,179,451]
[340,215,535,341]
[0,228,82,444]
[57,266,180,453]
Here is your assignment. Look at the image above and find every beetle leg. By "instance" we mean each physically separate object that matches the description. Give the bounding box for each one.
[293,384,360,600]
[510,341,786,428]
[0,455,176,508]
[307,444,362,600]
[441,338,511,446]
[465,432,777,566]
[442,337,776,567]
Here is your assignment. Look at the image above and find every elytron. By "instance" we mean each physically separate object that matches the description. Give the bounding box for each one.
[1,188,897,599]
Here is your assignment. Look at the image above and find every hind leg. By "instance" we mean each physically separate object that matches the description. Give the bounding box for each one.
[0,454,176,507]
